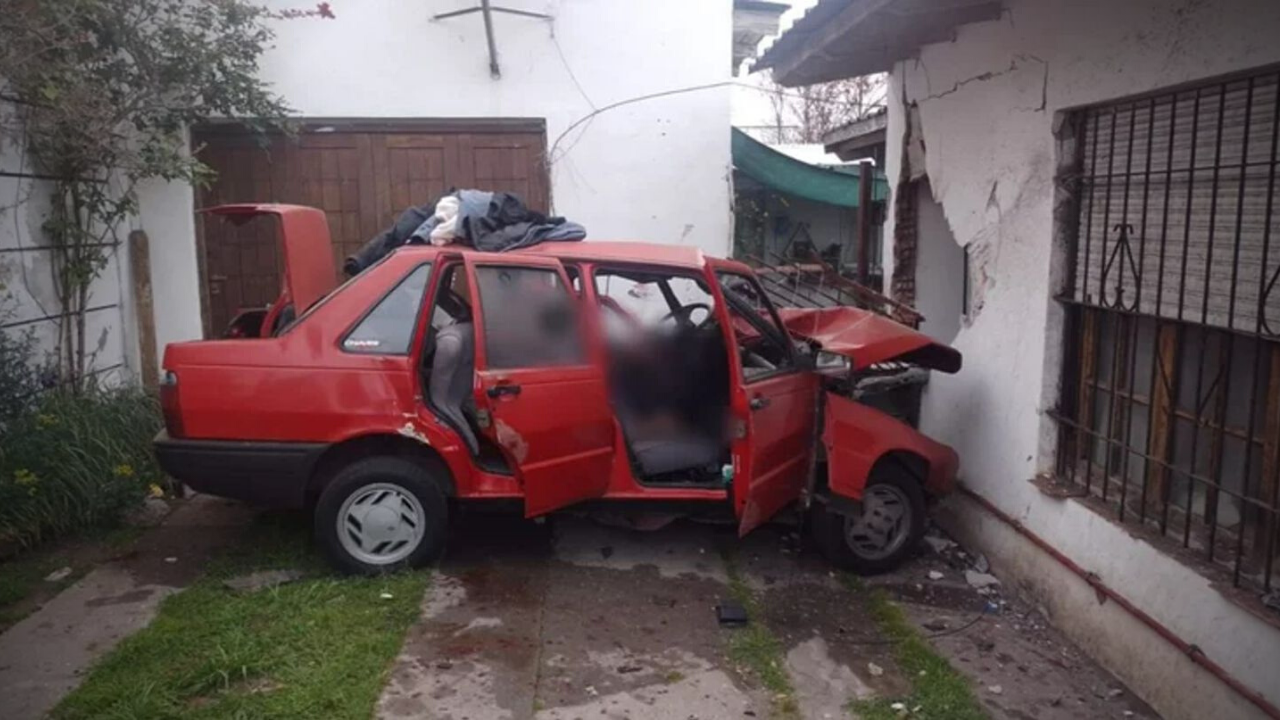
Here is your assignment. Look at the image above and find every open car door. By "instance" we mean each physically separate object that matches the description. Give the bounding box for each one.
[462,254,616,517]
[712,264,818,536]
[201,204,337,336]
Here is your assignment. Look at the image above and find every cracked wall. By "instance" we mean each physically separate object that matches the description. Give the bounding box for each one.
[879,0,1280,717]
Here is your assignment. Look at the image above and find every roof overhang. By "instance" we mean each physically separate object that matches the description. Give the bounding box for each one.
[733,0,789,73]
[822,110,889,161]
[755,0,1004,87]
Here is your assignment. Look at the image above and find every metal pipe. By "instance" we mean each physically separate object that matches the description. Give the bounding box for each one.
[480,0,500,79]
[856,161,873,285]
[956,483,1280,720]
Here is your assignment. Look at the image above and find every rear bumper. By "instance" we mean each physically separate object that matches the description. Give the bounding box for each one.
[153,431,325,509]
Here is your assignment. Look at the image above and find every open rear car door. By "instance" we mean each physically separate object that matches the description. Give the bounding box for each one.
[462,254,616,517]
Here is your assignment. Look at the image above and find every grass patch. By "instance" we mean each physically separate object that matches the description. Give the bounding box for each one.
[51,514,429,720]
[843,576,987,720]
[721,553,798,719]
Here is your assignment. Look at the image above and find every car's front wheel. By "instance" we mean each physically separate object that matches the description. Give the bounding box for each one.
[814,469,926,574]
[315,456,449,575]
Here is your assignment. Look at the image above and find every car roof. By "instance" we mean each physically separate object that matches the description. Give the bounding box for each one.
[399,240,709,270]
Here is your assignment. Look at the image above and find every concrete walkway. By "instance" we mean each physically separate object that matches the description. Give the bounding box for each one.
[0,496,256,720]
[376,515,895,720]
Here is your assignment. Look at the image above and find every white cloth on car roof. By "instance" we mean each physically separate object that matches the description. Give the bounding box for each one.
[428,195,460,245]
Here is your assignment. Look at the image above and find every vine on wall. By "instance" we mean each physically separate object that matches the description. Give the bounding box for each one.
[0,0,331,388]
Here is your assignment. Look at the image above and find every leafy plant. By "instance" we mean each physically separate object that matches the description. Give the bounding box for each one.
[0,0,325,388]
[0,382,164,553]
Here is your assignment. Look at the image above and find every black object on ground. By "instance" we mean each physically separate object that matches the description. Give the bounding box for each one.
[716,601,749,627]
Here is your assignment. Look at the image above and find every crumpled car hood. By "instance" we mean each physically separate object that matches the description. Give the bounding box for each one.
[777,306,962,373]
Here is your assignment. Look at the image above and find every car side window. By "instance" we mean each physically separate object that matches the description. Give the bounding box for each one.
[474,265,584,369]
[343,263,431,354]
[716,271,795,380]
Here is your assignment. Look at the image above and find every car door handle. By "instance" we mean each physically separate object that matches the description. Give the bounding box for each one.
[487,384,522,398]
[749,396,770,411]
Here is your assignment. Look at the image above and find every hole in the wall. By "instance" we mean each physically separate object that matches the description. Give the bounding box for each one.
[913,177,965,343]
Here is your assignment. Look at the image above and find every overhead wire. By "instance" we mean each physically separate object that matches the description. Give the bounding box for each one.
[548,79,886,166]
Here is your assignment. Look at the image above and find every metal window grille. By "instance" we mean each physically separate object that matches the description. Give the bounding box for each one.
[1054,68,1280,593]
[1049,67,1280,591]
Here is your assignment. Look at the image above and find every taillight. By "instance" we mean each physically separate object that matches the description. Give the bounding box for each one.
[159,370,185,438]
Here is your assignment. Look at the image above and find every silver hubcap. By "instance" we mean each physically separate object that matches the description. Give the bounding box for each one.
[337,483,426,566]
[845,484,911,561]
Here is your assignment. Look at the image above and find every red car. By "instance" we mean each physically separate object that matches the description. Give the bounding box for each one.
[155,204,961,575]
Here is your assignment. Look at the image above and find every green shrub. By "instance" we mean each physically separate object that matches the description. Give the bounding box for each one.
[0,385,164,552]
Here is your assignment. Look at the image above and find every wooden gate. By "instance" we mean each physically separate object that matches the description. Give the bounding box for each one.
[192,120,549,334]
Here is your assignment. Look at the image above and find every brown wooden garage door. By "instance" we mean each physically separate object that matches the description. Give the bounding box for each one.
[192,120,549,335]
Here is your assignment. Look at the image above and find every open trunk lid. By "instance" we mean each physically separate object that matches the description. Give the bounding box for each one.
[777,306,962,373]
[201,204,337,317]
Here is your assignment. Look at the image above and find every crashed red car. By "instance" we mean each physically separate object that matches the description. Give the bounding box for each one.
[155,204,961,575]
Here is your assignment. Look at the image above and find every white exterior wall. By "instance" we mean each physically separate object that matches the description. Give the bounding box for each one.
[0,102,138,383]
[135,0,733,356]
[879,0,1280,717]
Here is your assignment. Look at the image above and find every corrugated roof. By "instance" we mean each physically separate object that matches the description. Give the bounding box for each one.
[754,0,1003,86]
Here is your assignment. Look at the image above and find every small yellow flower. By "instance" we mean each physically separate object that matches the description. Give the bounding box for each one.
[112,464,135,478]
[148,483,164,498]
[35,413,58,428]
[13,468,37,487]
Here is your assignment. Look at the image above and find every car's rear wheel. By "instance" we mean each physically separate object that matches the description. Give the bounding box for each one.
[315,456,449,575]
[814,469,926,574]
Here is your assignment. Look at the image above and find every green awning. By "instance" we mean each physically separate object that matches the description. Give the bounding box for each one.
[732,127,888,208]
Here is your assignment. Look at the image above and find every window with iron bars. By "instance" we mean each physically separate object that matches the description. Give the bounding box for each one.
[1054,67,1280,594]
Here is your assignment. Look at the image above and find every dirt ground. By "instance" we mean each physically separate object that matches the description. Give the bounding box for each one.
[862,534,1157,720]
[376,511,1161,720]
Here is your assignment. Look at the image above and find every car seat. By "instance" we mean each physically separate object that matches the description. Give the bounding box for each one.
[428,322,480,455]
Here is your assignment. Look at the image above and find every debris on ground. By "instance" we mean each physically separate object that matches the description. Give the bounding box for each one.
[43,567,73,583]
[927,570,944,580]
[867,661,884,677]
[222,569,305,593]
[872,522,1161,719]
[716,601,749,627]
[965,570,1000,589]
[123,497,171,528]
[923,534,958,554]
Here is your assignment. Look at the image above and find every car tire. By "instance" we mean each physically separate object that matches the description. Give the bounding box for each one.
[315,456,449,576]
[813,468,926,575]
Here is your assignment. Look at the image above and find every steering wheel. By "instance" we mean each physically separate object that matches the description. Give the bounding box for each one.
[661,302,713,329]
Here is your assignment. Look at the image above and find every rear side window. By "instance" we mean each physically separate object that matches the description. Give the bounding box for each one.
[474,265,584,369]
[343,263,431,354]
